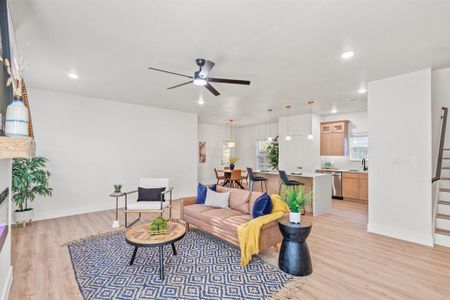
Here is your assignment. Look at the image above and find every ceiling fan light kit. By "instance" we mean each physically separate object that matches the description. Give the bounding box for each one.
[148,58,251,96]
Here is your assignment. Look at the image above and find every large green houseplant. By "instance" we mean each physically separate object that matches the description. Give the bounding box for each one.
[284,185,312,224]
[266,136,279,170]
[12,157,52,226]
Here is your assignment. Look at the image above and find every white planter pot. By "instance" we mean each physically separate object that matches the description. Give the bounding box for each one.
[5,98,29,137]
[14,209,33,224]
[289,212,301,224]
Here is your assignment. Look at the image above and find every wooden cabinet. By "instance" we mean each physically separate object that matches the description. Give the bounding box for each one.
[342,172,368,202]
[320,120,348,156]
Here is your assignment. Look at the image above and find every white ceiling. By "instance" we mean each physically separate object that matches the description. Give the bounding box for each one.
[9,0,450,127]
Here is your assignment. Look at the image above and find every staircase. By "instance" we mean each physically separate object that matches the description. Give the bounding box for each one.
[433,107,450,247]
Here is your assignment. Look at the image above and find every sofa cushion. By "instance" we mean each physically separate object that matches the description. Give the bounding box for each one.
[216,185,251,214]
[252,193,273,218]
[205,188,230,208]
[222,214,279,233]
[183,204,216,221]
[201,208,245,226]
[249,191,264,215]
[196,183,217,204]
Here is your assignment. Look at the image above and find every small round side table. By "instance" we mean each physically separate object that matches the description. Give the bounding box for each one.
[278,217,312,276]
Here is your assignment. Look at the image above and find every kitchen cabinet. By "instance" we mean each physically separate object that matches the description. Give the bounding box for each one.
[342,172,368,202]
[320,120,348,156]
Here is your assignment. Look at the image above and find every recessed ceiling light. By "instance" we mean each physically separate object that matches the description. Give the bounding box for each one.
[358,87,367,94]
[67,73,79,79]
[341,51,354,60]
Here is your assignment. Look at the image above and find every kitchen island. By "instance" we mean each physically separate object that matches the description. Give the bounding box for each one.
[253,171,332,216]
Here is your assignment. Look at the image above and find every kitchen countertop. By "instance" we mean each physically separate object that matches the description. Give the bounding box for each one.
[316,168,369,174]
[254,170,330,178]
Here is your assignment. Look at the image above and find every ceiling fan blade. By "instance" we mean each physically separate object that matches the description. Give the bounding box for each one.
[208,77,251,85]
[148,66,193,79]
[199,60,215,78]
[204,83,220,96]
[167,81,193,89]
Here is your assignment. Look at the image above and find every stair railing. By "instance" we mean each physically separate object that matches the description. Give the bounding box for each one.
[432,107,448,183]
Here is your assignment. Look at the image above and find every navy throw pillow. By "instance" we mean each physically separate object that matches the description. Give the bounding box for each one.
[137,187,165,202]
[252,193,273,218]
[197,183,218,204]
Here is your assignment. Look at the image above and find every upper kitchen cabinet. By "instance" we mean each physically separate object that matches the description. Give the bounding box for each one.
[320,120,349,156]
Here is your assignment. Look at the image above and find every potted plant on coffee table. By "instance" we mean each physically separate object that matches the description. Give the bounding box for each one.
[284,185,312,224]
[12,157,53,227]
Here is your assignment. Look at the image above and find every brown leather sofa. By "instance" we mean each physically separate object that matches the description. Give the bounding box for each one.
[180,185,283,251]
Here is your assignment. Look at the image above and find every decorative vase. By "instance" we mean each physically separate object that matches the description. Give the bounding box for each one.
[14,208,34,227]
[289,211,301,224]
[5,97,29,137]
[230,163,235,170]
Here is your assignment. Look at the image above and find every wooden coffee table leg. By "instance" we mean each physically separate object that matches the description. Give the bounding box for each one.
[159,246,164,280]
[129,246,138,266]
[171,243,177,255]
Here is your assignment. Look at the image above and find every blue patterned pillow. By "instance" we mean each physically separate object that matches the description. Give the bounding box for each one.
[252,193,273,218]
[196,183,217,204]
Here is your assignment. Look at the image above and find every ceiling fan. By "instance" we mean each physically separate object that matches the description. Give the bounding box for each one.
[148,58,251,96]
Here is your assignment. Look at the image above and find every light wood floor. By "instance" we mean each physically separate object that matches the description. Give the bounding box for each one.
[9,200,450,300]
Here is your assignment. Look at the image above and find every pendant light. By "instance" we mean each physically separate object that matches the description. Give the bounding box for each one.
[285,105,292,141]
[307,101,314,140]
[227,119,236,148]
[267,108,273,142]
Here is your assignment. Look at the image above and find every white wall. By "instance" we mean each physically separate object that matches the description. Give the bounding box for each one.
[198,124,230,184]
[278,113,321,172]
[29,89,198,220]
[0,160,12,300]
[236,122,278,170]
[321,111,368,170]
[368,69,433,246]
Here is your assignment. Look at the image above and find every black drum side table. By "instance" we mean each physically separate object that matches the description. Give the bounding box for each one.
[278,217,312,276]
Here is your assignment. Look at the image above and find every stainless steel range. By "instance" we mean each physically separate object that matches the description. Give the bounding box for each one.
[316,170,343,199]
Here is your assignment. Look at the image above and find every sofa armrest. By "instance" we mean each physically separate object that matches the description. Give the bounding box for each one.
[180,196,197,220]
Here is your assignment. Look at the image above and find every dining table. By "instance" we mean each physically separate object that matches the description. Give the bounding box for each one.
[218,169,247,189]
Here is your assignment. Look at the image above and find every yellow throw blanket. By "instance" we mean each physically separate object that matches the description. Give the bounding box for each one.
[237,194,289,266]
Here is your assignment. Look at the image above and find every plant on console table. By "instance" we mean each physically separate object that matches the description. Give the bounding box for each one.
[229,156,239,170]
[284,185,312,224]
[12,157,53,227]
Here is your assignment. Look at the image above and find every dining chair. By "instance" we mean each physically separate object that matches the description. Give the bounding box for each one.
[123,178,173,228]
[214,168,226,185]
[278,170,303,194]
[229,169,244,189]
[247,167,268,192]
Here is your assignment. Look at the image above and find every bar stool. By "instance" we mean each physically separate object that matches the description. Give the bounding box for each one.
[247,167,268,192]
[278,170,303,195]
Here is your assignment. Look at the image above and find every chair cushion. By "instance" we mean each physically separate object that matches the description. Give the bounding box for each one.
[127,201,169,211]
[183,204,216,220]
[205,188,230,208]
[137,187,165,201]
[216,185,251,214]
[201,208,246,226]
[252,193,273,218]
[197,183,217,204]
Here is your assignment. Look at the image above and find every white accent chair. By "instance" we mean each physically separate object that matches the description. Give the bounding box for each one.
[124,178,173,227]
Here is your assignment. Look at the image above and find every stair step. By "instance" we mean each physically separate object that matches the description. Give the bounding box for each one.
[435,228,450,236]
[437,213,450,220]
[441,177,450,180]
[443,158,450,160]
[440,188,450,192]
[442,167,450,170]
[444,148,450,151]
[439,200,450,205]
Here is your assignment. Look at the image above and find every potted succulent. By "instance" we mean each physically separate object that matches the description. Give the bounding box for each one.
[284,185,312,224]
[229,156,239,170]
[12,157,52,226]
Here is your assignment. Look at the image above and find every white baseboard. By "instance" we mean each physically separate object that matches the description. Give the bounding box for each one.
[367,223,434,247]
[1,266,13,300]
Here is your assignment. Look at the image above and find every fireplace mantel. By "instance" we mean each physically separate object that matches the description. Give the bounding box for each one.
[0,136,35,160]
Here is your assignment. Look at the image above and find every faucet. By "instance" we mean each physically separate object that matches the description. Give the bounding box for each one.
[362,158,368,171]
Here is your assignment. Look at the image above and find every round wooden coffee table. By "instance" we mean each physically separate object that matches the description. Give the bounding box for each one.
[125,221,186,280]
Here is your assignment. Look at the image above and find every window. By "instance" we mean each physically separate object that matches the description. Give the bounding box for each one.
[256,139,271,170]
[350,133,368,161]
[222,143,231,165]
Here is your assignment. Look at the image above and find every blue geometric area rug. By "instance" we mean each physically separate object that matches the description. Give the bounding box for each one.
[67,228,305,300]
